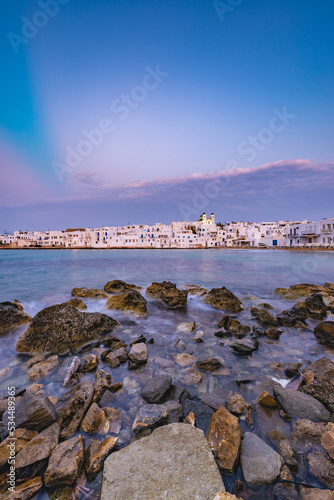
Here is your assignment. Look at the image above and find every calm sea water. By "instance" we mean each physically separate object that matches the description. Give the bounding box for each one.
[1,248,334,304]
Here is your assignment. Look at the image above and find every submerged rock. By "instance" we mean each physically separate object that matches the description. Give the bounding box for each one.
[146,281,188,309]
[240,432,283,486]
[0,301,31,332]
[104,279,139,294]
[84,436,119,475]
[55,356,80,386]
[299,487,334,500]
[71,287,108,299]
[229,339,257,355]
[44,434,85,487]
[140,375,173,403]
[273,385,331,422]
[203,287,242,312]
[251,307,278,326]
[105,290,147,316]
[27,355,59,380]
[196,357,223,371]
[308,451,334,488]
[16,303,119,354]
[101,423,225,500]
[207,405,241,473]
[314,321,334,346]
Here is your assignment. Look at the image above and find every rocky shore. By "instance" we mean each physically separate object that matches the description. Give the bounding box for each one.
[0,280,334,499]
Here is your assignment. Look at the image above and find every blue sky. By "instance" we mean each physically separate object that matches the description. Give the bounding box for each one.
[0,0,333,230]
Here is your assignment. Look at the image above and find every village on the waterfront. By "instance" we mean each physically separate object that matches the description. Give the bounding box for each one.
[1,213,334,249]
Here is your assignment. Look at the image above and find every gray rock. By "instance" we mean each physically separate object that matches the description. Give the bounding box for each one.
[2,391,55,432]
[140,375,173,403]
[229,339,257,355]
[273,385,331,422]
[183,399,214,435]
[240,432,283,486]
[101,423,225,500]
[132,404,169,438]
[56,356,81,386]
[200,392,231,411]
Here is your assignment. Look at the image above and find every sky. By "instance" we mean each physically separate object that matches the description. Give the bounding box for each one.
[0,0,333,231]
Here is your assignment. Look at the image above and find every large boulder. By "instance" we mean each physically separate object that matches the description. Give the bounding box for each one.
[0,301,31,332]
[207,405,241,473]
[273,385,331,422]
[16,303,119,354]
[203,287,242,312]
[300,293,328,319]
[240,432,283,486]
[105,290,147,317]
[314,321,334,346]
[2,391,55,432]
[104,279,139,294]
[71,287,108,298]
[250,307,278,326]
[101,423,225,500]
[55,380,94,439]
[146,281,188,309]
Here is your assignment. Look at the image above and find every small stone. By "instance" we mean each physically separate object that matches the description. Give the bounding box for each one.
[227,393,246,416]
[81,403,108,434]
[196,357,223,371]
[92,369,112,403]
[113,347,128,363]
[84,436,118,475]
[128,342,147,367]
[16,423,60,469]
[174,339,186,351]
[184,412,196,426]
[321,430,334,460]
[176,321,195,333]
[140,375,172,403]
[267,429,287,445]
[103,407,122,434]
[284,362,302,378]
[257,391,278,408]
[82,353,98,372]
[27,355,59,380]
[229,339,256,355]
[105,351,120,368]
[277,439,298,470]
[183,368,202,386]
[56,356,80,386]
[173,353,196,367]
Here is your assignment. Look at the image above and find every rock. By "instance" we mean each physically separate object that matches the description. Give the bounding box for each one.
[2,391,55,432]
[301,293,328,319]
[215,330,233,338]
[182,284,209,296]
[44,434,85,486]
[163,401,183,423]
[285,362,302,378]
[269,361,284,371]
[0,301,31,332]
[140,375,173,403]
[26,355,59,380]
[273,385,331,421]
[0,477,43,500]
[102,335,127,350]
[55,356,80,386]
[196,357,223,371]
[301,377,334,412]
[0,428,38,469]
[192,330,204,342]
[128,342,147,368]
[277,305,309,326]
[273,465,298,500]
[113,347,128,363]
[55,380,94,439]
[16,303,119,354]
[250,308,278,326]
[146,281,188,309]
[71,287,108,299]
[207,405,241,473]
[132,404,169,437]
[183,368,203,386]
[299,487,334,500]
[265,328,283,340]
[213,494,242,500]
[240,432,283,486]
[218,316,250,333]
[103,407,122,434]
[277,439,298,470]
[229,339,257,355]
[182,399,214,434]
[321,430,334,460]
[15,423,60,469]
[203,287,242,312]
[314,321,334,346]
[173,353,196,367]
[176,321,195,333]
[303,357,334,380]
[105,290,147,317]
[66,298,87,310]
[267,429,287,446]
[82,353,98,371]
[257,391,279,408]
[101,423,225,500]
[227,393,246,416]
[92,369,112,403]
[104,279,139,294]
[184,412,196,425]
[200,392,231,411]
[308,451,334,488]
[292,419,329,445]
[85,436,119,475]
[105,351,120,368]
[81,403,108,434]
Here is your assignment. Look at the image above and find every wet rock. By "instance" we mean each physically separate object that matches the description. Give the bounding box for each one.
[273,465,298,500]
[184,412,196,425]
[218,316,250,334]
[308,451,334,488]
[85,436,119,475]
[183,368,203,386]
[71,287,108,299]
[66,298,87,310]
[265,328,283,340]
[269,361,284,371]
[314,321,334,346]
[277,439,298,470]
[201,392,231,411]
[213,493,242,500]
[132,404,169,437]
[167,385,190,404]
[173,352,196,367]
[0,301,31,332]
[252,325,265,336]
[303,357,334,380]
[245,404,253,427]
[26,355,59,380]
[182,284,209,296]
[321,430,334,460]
[104,279,139,294]
[113,347,128,364]
[146,281,188,309]
[291,419,329,446]
[15,423,59,470]
[277,305,309,326]
[192,330,204,342]
[105,351,120,368]
[250,308,278,326]
[227,393,246,416]
[196,357,223,371]
[16,303,119,354]
[229,339,257,355]
[55,380,94,439]
[240,432,283,486]
[102,335,127,350]
[176,321,195,333]
[101,423,225,500]
[301,377,334,412]
[215,330,233,338]
[285,362,302,378]
[140,375,172,403]
[207,405,241,473]
[92,369,112,403]
[128,342,147,368]
[56,356,80,386]
[44,434,85,486]
[2,391,55,432]
[257,391,278,408]
[105,290,147,317]
[0,429,38,468]
[81,403,108,434]
[0,477,43,500]
[299,486,334,500]
[103,407,122,434]
[203,287,242,312]
[301,293,328,319]
[163,401,183,423]
[183,399,214,435]
[273,385,331,421]
[267,429,287,446]
[82,353,98,372]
